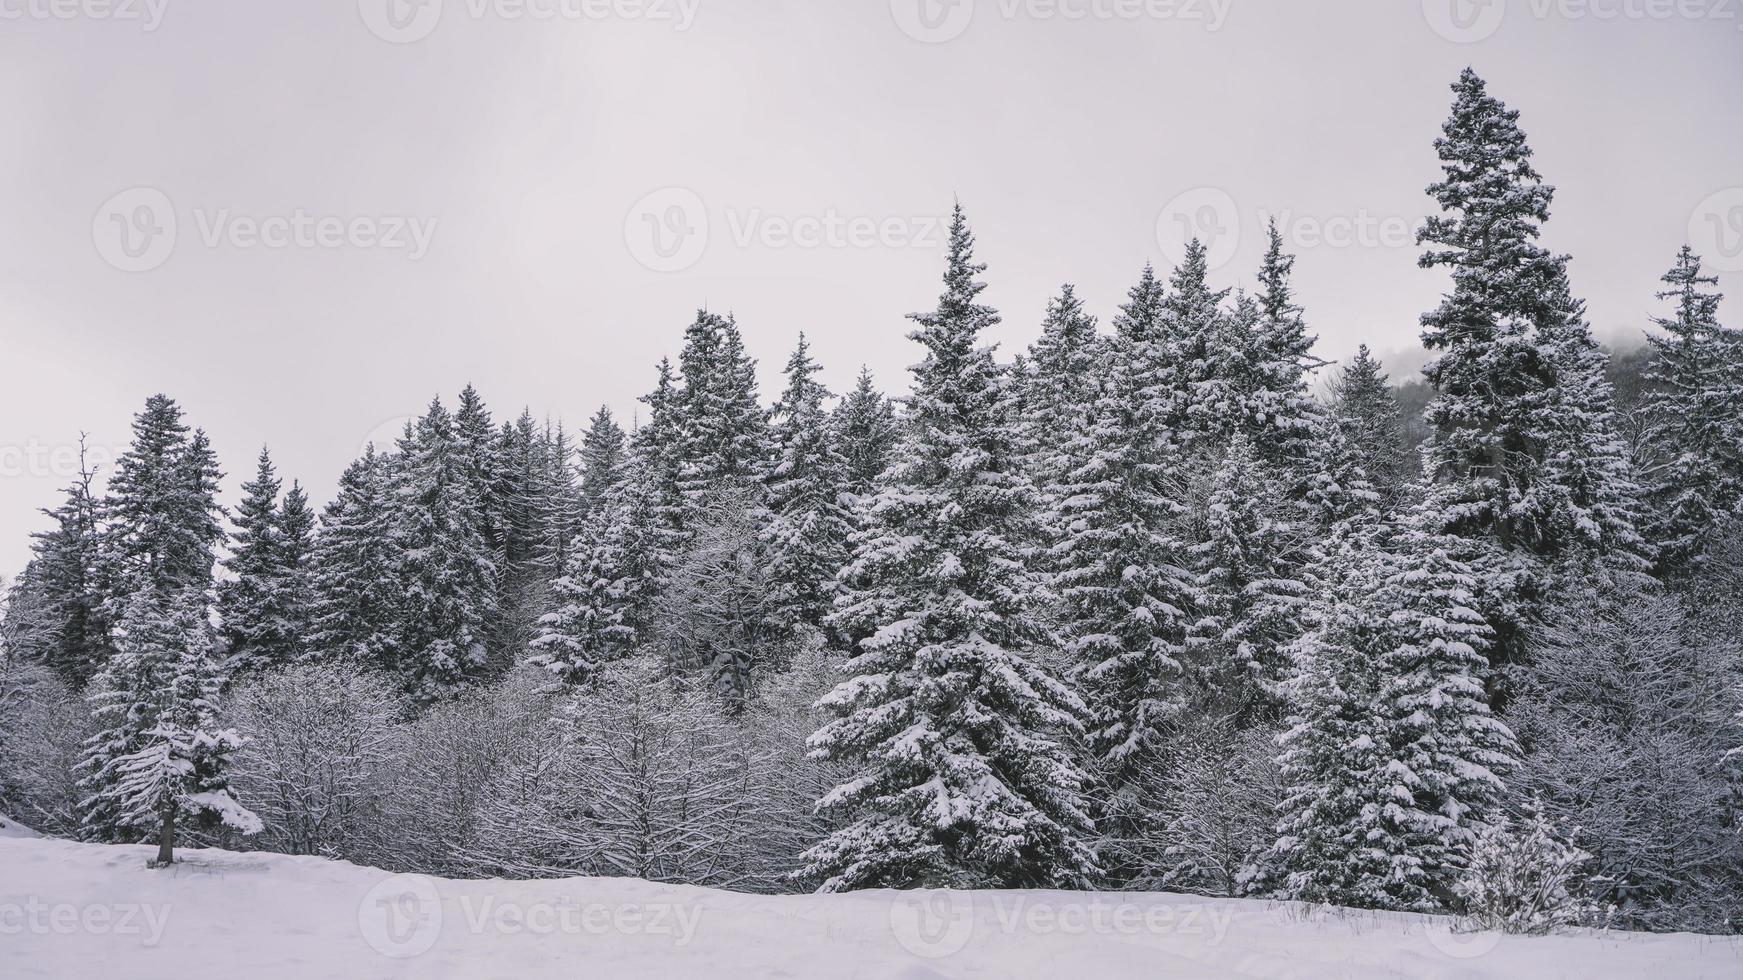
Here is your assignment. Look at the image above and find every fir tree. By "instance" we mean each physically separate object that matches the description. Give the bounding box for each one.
[1641,246,1743,569]
[390,398,498,703]
[78,586,261,861]
[101,395,226,599]
[307,447,401,672]
[218,448,303,673]
[833,367,900,501]
[13,439,107,686]
[1415,69,1646,571]
[1268,516,1517,911]
[806,204,1097,891]
[764,334,853,634]
[1242,223,1324,465]
[1051,265,1198,777]
[1161,240,1233,451]
[530,420,583,582]
[1015,284,1101,491]
[675,311,771,518]
[578,406,627,519]
[1330,345,1409,498]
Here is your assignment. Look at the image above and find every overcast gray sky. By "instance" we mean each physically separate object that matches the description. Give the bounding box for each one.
[1,0,1739,578]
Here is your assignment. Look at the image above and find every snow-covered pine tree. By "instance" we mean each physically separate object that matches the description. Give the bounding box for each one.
[78,586,261,861]
[528,448,647,687]
[833,366,900,502]
[11,439,107,686]
[578,406,627,519]
[805,204,1097,891]
[1051,264,1198,777]
[101,395,227,600]
[1329,344,1409,499]
[1268,514,1517,911]
[1160,239,1232,452]
[675,311,771,522]
[307,446,401,672]
[277,481,316,653]
[659,488,782,711]
[530,419,583,583]
[1641,246,1743,570]
[1014,283,1101,493]
[218,449,301,673]
[1187,433,1310,723]
[764,334,853,635]
[1415,69,1646,583]
[1245,221,1323,465]
[390,398,499,703]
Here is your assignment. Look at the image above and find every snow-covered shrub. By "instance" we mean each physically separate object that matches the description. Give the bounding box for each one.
[0,654,88,836]
[1510,582,1743,932]
[1456,813,1599,934]
[225,661,406,861]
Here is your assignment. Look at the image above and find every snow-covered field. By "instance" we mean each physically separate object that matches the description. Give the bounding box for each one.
[2,836,1739,979]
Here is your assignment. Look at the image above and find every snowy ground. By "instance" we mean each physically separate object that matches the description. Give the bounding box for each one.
[2,836,1739,979]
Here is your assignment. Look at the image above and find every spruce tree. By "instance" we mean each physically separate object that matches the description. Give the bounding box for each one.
[579,406,627,519]
[1641,246,1743,569]
[15,440,107,686]
[806,204,1096,891]
[101,395,226,599]
[307,447,401,672]
[1051,265,1198,776]
[218,448,303,673]
[764,334,853,634]
[1268,516,1517,911]
[1160,240,1232,451]
[1330,345,1409,499]
[1244,222,1323,465]
[1415,69,1645,571]
[833,367,900,502]
[675,311,771,518]
[390,398,498,702]
[1015,284,1101,491]
[78,586,261,861]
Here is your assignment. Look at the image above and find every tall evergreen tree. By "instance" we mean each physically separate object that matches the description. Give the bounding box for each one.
[1243,222,1324,465]
[11,440,107,685]
[1267,516,1517,911]
[1015,284,1101,491]
[675,311,771,519]
[578,406,627,519]
[1160,240,1233,451]
[390,398,498,703]
[833,367,900,501]
[1415,69,1645,573]
[764,335,854,634]
[218,449,304,673]
[806,205,1097,891]
[1051,265,1198,777]
[101,395,226,599]
[78,586,261,860]
[1641,246,1743,568]
[307,447,401,672]
[1330,345,1409,499]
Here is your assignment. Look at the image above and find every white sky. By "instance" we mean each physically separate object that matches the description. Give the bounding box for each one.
[2,1,1740,579]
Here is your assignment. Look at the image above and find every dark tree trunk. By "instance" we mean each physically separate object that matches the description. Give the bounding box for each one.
[155,806,176,867]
